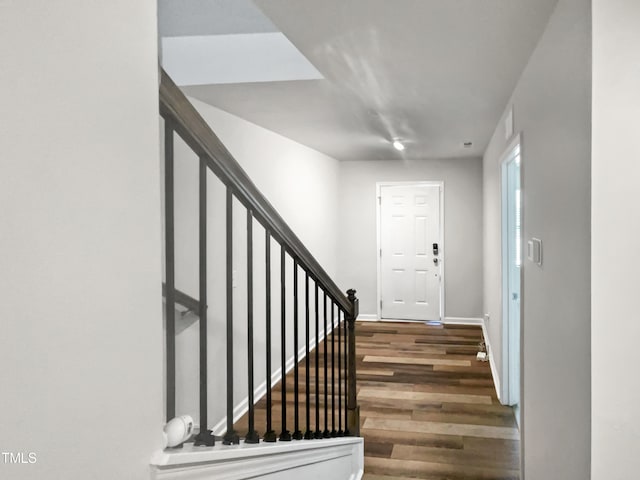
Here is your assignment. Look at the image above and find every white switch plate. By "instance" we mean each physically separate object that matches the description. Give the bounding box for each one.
[527,238,543,266]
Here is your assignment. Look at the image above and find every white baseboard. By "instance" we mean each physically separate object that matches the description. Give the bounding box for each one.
[481,319,502,403]
[211,321,342,436]
[365,317,435,324]
[358,316,484,325]
[441,316,501,402]
[443,316,483,325]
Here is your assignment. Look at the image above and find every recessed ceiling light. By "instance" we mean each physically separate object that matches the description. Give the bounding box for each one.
[463,141,473,148]
[392,140,405,151]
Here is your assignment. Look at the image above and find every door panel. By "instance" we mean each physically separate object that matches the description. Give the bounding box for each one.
[380,184,442,320]
[415,270,428,303]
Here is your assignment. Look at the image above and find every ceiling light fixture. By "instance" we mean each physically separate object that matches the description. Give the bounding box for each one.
[392,140,405,151]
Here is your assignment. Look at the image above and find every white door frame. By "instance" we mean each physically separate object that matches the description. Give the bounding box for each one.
[376,181,445,321]
[500,134,522,406]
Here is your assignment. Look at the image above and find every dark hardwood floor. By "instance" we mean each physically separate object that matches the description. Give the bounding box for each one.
[357,321,519,480]
[235,321,520,480]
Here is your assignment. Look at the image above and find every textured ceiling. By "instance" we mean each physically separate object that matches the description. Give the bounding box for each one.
[162,0,559,161]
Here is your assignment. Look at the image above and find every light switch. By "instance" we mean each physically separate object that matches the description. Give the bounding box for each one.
[527,238,542,266]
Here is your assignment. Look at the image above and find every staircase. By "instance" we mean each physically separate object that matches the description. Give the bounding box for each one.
[152,70,362,479]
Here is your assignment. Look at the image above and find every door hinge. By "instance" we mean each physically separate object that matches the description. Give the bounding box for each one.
[380,299,383,310]
[379,248,382,257]
[378,196,381,205]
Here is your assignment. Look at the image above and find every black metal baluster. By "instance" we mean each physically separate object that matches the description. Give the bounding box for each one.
[338,309,344,436]
[343,308,350,436]
[264,231,277,442]
[245,211,259,444]
[292,261,302,440]
[314,284,321,439]
[194,157,214,446]
[346,289,360,436]
[304,272,313,439]
[279,246,291,441]
[164,121,176,424]
[331,301,336,437]
[223,188,239,445]
[323,292,330,438]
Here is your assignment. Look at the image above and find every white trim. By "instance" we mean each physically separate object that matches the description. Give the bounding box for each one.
[500,134,522,406]
[481,318,502,403]
[443,316,483,325]
[356,314,379,321]
[151,437,364,480]
[443,317,501,402]
[364,317,426,324]
[210,319,340,436]
[376,181,445,322]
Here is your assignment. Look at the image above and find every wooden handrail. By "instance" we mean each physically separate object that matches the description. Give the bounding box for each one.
[159,69,352,315]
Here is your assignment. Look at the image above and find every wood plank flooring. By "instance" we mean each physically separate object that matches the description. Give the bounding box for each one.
[358,322,520,480]
[234,321,520,480]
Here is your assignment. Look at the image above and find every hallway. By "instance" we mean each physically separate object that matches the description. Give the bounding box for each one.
[357,321,519,480]
[235,320,519,479]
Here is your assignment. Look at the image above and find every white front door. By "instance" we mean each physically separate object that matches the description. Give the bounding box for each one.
[379,184,442,321]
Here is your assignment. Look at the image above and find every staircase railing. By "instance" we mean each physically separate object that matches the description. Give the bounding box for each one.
[159,69,359,447]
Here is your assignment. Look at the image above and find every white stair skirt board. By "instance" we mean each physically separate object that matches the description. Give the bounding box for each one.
[210,342,314,436]
[150,436,364,480]
[210,322,339,436]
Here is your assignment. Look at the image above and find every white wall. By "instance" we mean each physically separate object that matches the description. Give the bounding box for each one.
[170,98,341,432]
[337,158,483,319]
[592,1,640,478]
[0,2,163,479]
[482,0,591,478]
